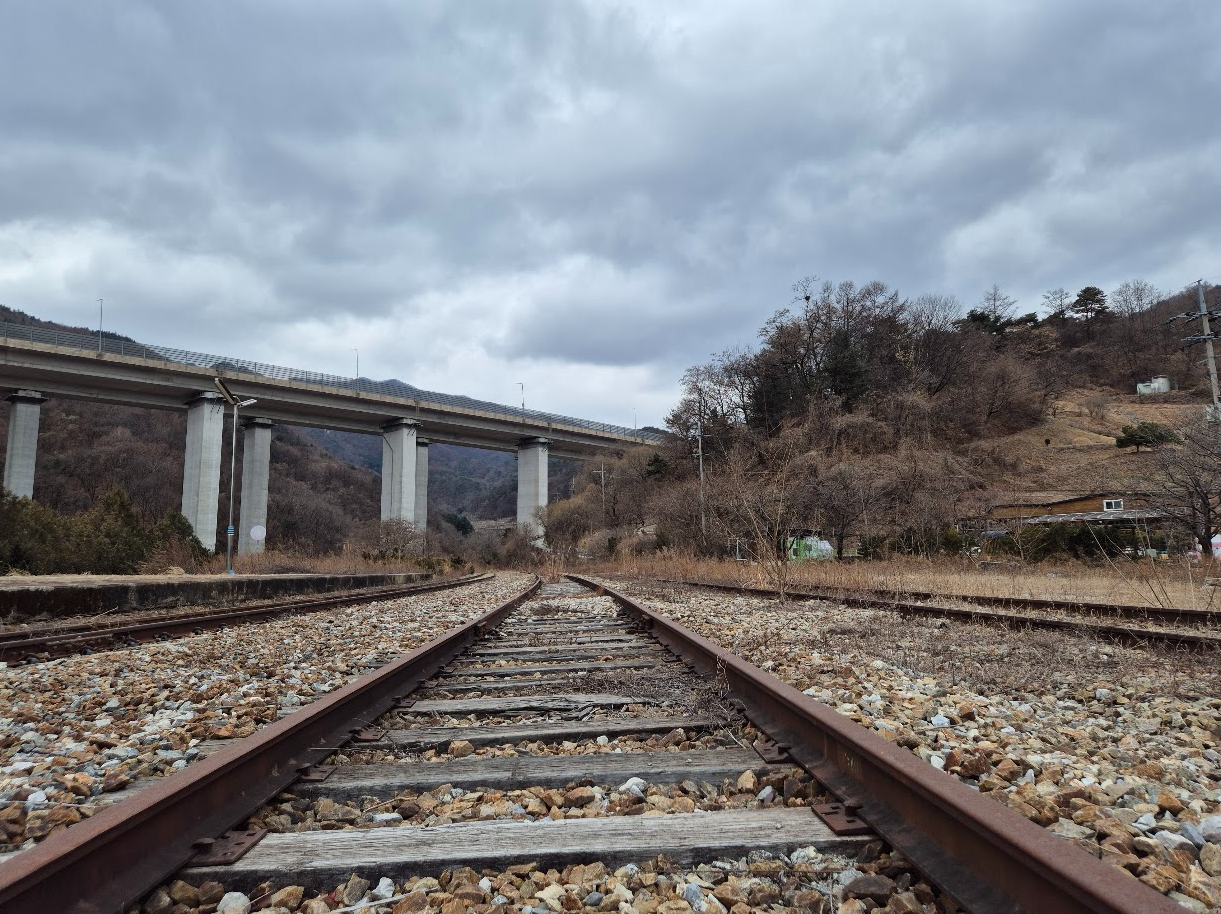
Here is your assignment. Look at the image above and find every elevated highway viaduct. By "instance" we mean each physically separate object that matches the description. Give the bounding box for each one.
[0,322,660,552]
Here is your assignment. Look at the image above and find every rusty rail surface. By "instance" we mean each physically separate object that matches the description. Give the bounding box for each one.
[0,576,541,914]
[654,577,1221,650]
[0,573,495,662]
[571,575,1183,914]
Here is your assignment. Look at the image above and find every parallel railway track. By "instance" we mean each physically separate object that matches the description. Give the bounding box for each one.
[0,575,1182,913]
[653,578,1221,650]
[0,573,493,664]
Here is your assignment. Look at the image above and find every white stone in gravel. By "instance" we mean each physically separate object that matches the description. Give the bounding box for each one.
[930,714,951,727]
[1051,820,1096,840]
[370,877,395,901]
[1167,892,1208,913]
[23,790,47,810]
[682,883,708,912]
[371,813,403,824]
[1155,831,1197,855]
[216,892,251,914]
[834,868,864,888]
[791,846,824,864]
[1180,821,1207,848]
[537,883,566,908]
[619,776,647,797]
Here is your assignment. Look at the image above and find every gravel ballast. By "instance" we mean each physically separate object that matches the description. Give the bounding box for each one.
[604,578,1221,912]
[0,573,532,852]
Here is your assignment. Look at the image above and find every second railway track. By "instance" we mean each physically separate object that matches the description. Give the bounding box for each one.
[0,576,1184,914]
[0,573,494,664]
[653,577,1221,651]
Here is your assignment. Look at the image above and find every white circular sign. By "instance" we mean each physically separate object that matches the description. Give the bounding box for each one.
[250,525,267,542]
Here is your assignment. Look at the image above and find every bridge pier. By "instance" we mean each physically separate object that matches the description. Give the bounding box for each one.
[380,419,419,525]
[238,418,274,554]
[181,392,225,550]
[3,390,46,499]
[517,437,549,543]
[414,438,429,530]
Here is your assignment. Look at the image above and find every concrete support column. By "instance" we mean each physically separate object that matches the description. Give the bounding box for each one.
[380,419,419,524]
[3,389,46,499]
[516,436,549,543]
[238,418,274,554]
[414,439,429,530]
[181,392,225,550]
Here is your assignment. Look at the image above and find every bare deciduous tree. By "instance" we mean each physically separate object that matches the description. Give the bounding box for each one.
[978,284,1018,324]
[1041,288,1071,318]
[816,461,892,558]
[1111,279,1161,318]
[709,430,818,598]
[1151,417,1221,551]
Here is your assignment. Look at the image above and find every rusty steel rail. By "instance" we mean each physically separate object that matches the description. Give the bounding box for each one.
[655,578,1221,651]
[0,576,541,914]
[572,575,1182,914]
[785,581,1220,624]
[0,573,495,663]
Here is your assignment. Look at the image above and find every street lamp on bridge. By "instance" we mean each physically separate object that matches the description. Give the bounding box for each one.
[214,377,257,575]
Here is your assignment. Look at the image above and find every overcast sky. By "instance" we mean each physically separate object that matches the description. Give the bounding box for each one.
[2,2,1219,429]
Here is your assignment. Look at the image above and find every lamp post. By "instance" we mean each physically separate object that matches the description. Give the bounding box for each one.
[213,378,257,575]
[97,299,103,353]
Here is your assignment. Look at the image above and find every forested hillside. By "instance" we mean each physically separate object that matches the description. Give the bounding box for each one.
[544,278,1221,562]
[298,429,576,520]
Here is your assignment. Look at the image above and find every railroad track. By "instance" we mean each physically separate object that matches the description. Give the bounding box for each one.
[654,578,1221,651]
[0,576,1180,913]
[0,573,493,664]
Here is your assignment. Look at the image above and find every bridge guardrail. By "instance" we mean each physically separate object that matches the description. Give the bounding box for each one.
[0,320,664,444]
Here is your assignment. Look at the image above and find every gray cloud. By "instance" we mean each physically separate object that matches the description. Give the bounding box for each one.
[1,1,1219,426]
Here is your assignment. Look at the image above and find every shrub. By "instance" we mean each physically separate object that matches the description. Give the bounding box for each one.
[1116,422,1179,452]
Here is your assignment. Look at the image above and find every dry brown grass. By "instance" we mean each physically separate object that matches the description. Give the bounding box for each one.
[603,552,1218,611]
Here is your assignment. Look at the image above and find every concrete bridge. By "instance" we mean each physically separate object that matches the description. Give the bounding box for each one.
[0,322,660,551]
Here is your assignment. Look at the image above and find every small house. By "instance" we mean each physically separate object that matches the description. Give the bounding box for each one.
[988,492,1162,527]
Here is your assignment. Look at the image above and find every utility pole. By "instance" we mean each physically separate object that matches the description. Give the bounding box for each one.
[696,420,706,539]
[1198,281,1221,417]
[593,462,610,517]
[97,298,103,353]
[1168,280,1221,420]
